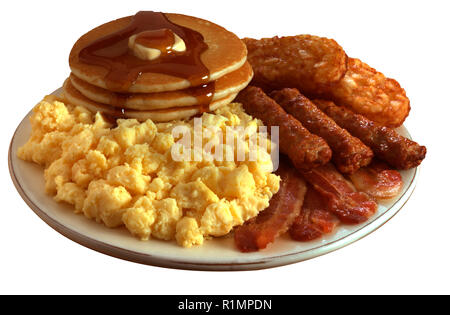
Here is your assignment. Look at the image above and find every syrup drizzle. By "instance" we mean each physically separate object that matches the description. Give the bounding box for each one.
[79,11,215,115]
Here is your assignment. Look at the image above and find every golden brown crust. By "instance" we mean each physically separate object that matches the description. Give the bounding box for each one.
[322,58,411,127]
[69,62,253,110]
[244,35,410,127]
[62,78,237,122]
[243,35,347,95]
[70,13,247,93]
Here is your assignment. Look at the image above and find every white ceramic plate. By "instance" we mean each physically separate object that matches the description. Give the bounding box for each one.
[9,92,419,271]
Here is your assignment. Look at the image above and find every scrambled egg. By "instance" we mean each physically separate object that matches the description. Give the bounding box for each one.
[18,95,280,247]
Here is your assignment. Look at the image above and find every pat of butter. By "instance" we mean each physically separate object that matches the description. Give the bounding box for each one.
[128,30,186,61]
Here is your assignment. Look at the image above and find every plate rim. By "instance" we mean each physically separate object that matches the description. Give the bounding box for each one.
[9,107,419,271]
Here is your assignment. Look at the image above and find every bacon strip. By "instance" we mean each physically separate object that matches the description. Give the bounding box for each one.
[234,163,307,252]
[289,187,339,242]
[349,160,403,200]
[301,163,378,224]
[236,86,332,171]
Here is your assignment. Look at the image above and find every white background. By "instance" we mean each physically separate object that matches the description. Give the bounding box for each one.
[1,0,449,295]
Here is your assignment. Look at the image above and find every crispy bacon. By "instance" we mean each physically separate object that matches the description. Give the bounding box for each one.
[301,163,378,224]
[234,163,307,252]
[349,160,403,200]
[289,187,339,242]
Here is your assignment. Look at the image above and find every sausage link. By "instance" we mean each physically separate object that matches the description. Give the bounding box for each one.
[313,99,426,169]
[270,88,373,174]
[236,86,332,171]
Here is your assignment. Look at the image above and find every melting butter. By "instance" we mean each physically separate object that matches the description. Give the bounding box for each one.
[128,29,186,61]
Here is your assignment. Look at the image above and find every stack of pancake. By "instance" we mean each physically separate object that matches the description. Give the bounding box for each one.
[64,12,252,122]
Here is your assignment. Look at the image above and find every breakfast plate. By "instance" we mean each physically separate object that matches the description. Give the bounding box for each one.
[9,89,419,271]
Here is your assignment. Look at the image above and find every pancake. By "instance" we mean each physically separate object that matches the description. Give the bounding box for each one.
[70,62,253,110]
[62,79,238,122]
[69,13,247,93]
